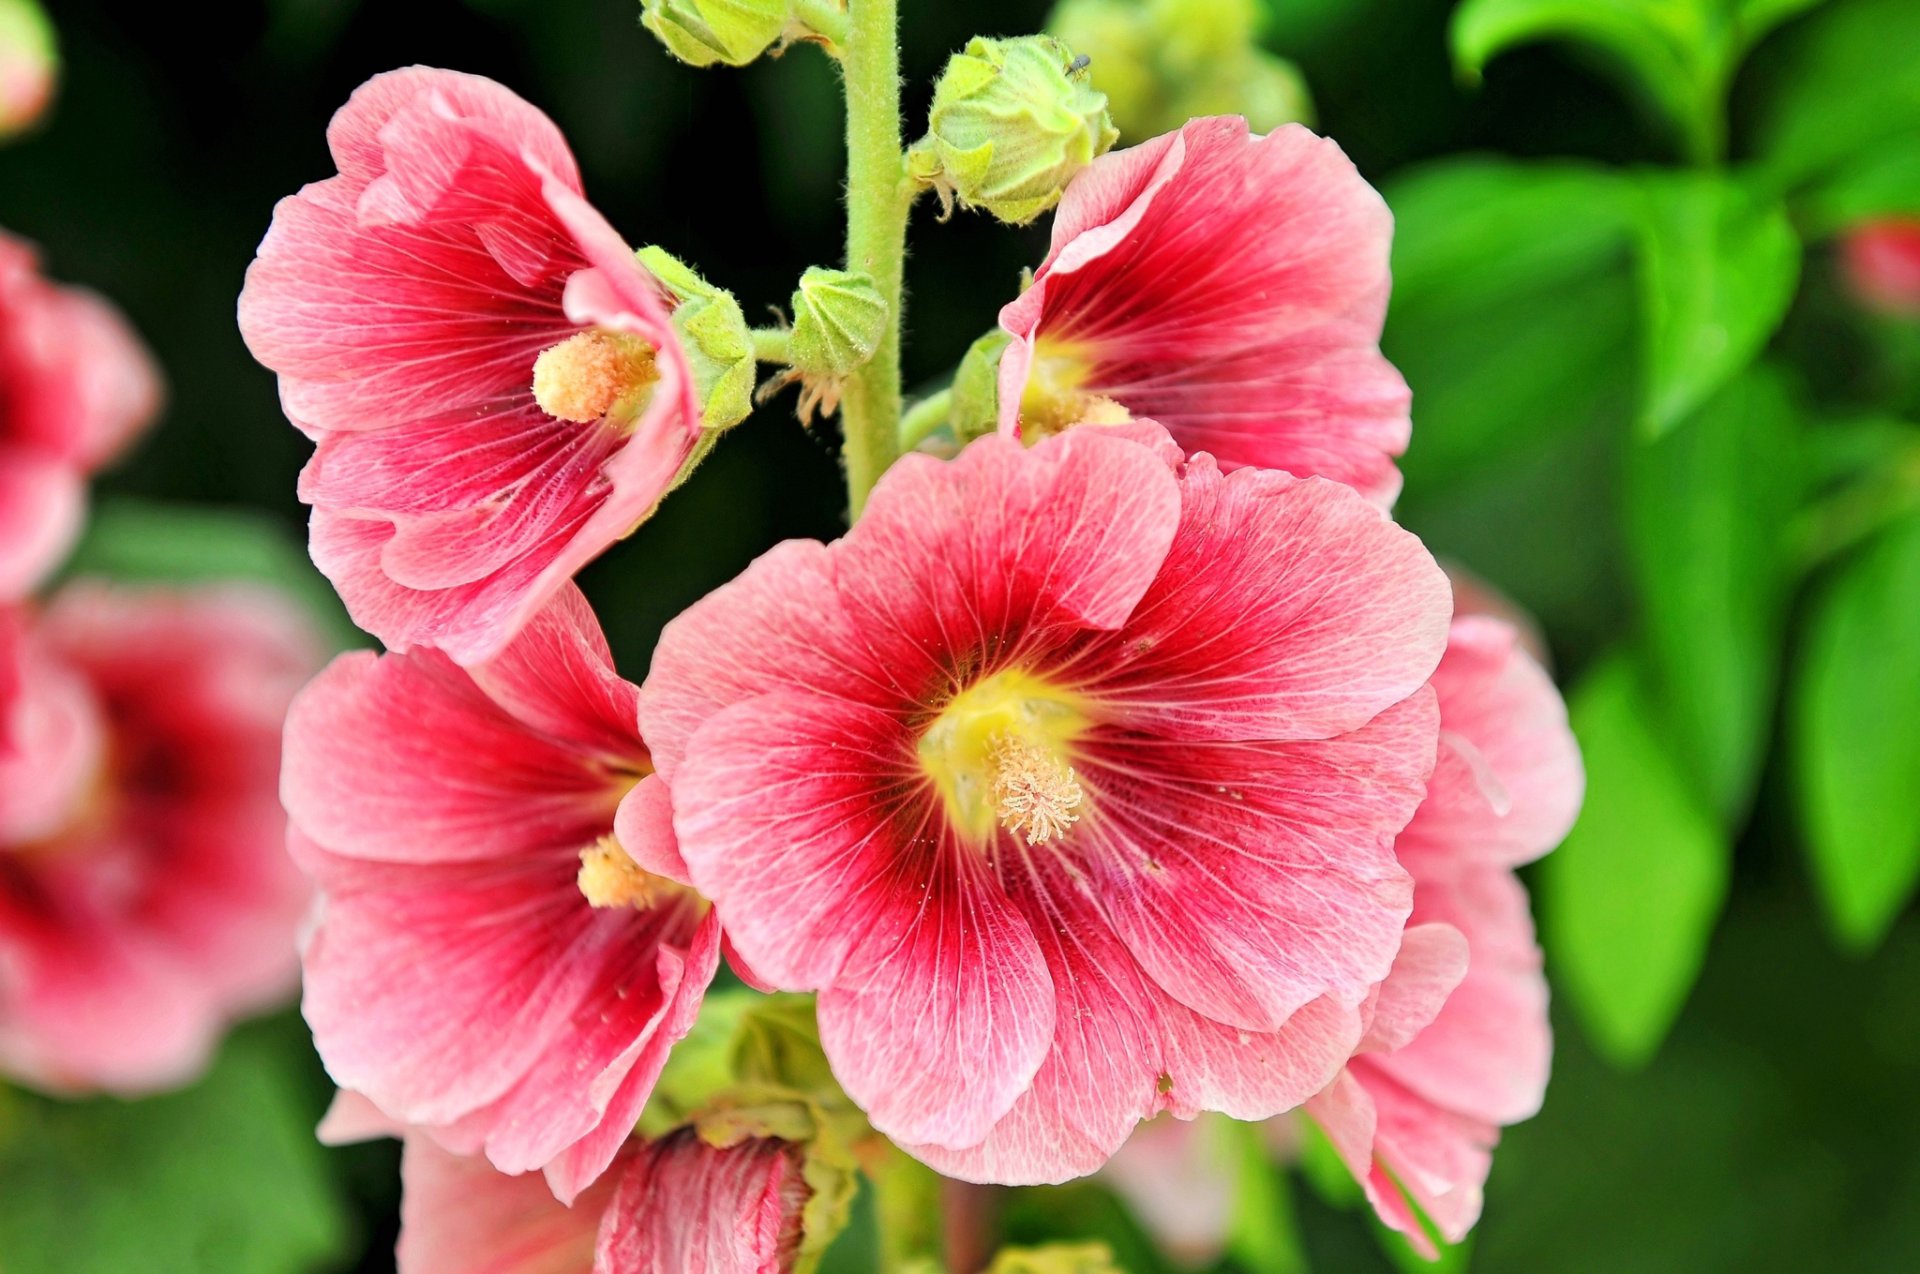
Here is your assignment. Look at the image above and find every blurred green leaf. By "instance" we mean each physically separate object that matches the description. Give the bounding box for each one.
[1797,148,1920,237]
[1632,173,1800,437]
[1544,655,1731,1066]
[1385,158,1638,654]
[1387,159,1636,484]
[0,1028,348,1274]
[1626,366,1800,821]
[1450,0,1824,161]
[62,496,358,649]
[1221,1118,1309,1274]
[1750,0,1920,198]
[1792,514,1920,951]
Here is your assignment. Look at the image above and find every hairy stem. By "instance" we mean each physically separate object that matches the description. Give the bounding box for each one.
[751,326,792,363]
[897,386,954,451]
[837,0,908,519]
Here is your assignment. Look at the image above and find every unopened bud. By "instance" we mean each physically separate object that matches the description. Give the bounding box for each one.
[0,0,57,140]
[783,266,887,423]
[912,35,1117,226]
[641,0,791,68]
[637,246,755,431]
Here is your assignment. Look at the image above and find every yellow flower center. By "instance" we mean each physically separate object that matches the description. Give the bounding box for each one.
[577,835,677,910]
[918,669,1092,845]
[1018,338,1131,440]
[532,330,659,426]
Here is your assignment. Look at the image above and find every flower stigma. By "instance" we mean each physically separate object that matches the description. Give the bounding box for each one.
[918,668,1092,845]
[532,329,659,426]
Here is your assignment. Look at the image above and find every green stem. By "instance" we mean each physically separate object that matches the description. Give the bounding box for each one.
[898,387,953,451]
[751,327,792,363]
[837,0,909,519]
[868,1144,945,1268]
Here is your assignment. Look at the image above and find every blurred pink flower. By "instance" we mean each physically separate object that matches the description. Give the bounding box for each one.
[0,0,56,139]
[996,117,1410,503]
[322,1092,810,1274]
[0,231,162,598]
[282,584,719,1202]
[640,423,1450,1184]
[1841,218,1920,317]
[239,67,702,665]
[0,581,318,1093]
[1307,615,1582,1255]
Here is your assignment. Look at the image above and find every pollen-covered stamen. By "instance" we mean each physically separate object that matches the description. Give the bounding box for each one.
[532,330,658,424]
[1019,340,1133,440]
[577,834,662,910]
[990,731,1084,845]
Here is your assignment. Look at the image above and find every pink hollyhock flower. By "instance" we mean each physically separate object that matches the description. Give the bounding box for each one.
[0,231,163,598]
[321,1092,811,1274]
[0,581,319,1093]
[239,67,705,665]
[281,583,720,1201]
[640,423,1451,1184]
[1841,218,1920,317]
[996,116,1410,504]
[1306,615,1581,1255]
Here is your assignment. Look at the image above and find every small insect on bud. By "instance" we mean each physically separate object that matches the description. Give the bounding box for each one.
[0,0,58,140]
[773,266,889,424]
[910,34,1118,226]
[640,0,792,69]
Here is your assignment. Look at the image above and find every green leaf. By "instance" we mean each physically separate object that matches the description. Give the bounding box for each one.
[1387,159,1637,485]
[1384,158,1638,650]
[1450,0,1824,161]
[1543,654,1731,1066]
[1626,366,1800,821]
[62,497,359,649]
[1632,173,1800,437]
[0,1027,349,1274]
[1750,0,1920,194]
[1792,514,1920,951]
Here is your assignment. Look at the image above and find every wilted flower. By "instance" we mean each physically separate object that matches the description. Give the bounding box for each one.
[997,116,1410,504]
[1308,615,1582,1254]
[239,68,727,665]
[281,584,719,1201]
[0,581,318,1093]
[0,230,161,598]
[640,423,1450,1183]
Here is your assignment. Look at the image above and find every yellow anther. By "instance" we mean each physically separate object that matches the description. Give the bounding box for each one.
[577,835,661,910]
[989,732,1084,845]
[532,330,657,424]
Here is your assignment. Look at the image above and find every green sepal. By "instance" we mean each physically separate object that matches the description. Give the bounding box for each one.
[640,0,790,68]
[638,245,755,432]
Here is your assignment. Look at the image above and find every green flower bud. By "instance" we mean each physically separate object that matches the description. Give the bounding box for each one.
[913,35,1117,226]
[0,0,58,141]
[1168,48,1315,132]
[948,328,1010,444]
[984,1242,1125,1274]
[641,0,791,68]
[637,245,755,432]
[1046,0,1315,140]
[784,266,888,423]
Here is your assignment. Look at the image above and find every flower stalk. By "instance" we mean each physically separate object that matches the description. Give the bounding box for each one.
[837,0,909,518]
